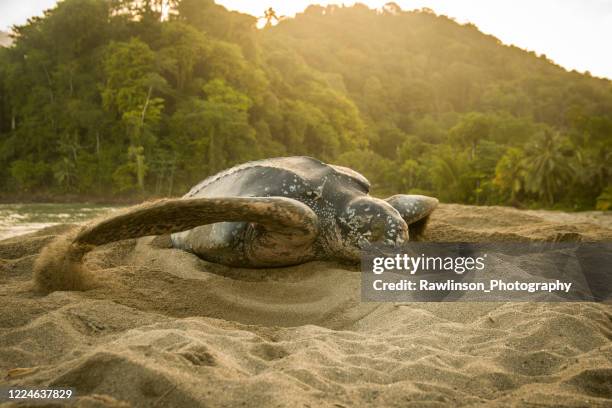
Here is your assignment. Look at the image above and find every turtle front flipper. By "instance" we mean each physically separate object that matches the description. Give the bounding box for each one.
[34,197,319,292]
[385,194,439,240]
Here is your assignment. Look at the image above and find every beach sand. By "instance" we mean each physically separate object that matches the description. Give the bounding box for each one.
[1,204,611,407]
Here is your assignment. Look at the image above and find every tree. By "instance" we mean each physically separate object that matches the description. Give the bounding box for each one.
[494,147,526,203]
[383,3,402,15]
[261,8,280,28]
[171,79,258,175]
[158,21,209,91]
[449,112,492,160]
[523,130,573,206]
[428,146,472,202]
[101,38,166,192]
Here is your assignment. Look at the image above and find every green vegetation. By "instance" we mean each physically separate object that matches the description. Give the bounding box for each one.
[0,1,610,209]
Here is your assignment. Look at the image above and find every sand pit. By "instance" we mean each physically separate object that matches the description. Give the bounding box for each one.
[1,204,611,407]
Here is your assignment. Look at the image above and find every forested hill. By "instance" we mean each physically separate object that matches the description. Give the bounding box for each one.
[0,1,610,209]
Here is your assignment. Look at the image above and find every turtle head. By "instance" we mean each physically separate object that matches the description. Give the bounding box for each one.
[337,197,408,259]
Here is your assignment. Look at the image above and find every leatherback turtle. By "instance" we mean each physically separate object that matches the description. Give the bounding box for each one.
[34,157,438,290]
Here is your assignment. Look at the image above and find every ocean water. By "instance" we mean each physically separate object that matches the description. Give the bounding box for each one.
[0,203,119,240]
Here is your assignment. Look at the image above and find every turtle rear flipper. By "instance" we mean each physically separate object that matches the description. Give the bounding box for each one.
[385,194,439,240]
[34,197,319,292]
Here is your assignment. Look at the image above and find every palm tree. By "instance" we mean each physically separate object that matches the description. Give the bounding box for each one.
[494,147,526,203]
[260,8,282,28]
[430,147,471,202]
[523,130,573,206]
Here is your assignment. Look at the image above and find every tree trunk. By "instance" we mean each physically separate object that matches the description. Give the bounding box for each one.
[136,149,145,192]
[140,85,153,131]
[167,158,175,196]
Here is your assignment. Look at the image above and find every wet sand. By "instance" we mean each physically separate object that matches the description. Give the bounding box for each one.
[1,204,611,407]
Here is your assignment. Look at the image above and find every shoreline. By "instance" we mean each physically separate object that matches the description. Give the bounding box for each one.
[0,193,164,206]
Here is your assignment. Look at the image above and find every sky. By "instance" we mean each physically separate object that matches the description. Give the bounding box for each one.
[1,0,611,79]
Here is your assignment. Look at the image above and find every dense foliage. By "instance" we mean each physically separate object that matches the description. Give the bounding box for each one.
[0,0,610,209]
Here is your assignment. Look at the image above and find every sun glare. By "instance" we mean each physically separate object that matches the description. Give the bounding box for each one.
[215,0,612,79]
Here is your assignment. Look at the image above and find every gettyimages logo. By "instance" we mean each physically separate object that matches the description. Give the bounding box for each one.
[372,252,487,275]
[361,242,611,302]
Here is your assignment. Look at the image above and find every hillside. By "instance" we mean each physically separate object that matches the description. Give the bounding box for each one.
[261,4,612,209]
[0,0,610,209]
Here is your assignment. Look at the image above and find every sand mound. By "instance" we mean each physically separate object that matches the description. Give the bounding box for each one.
[1,204,611,407]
